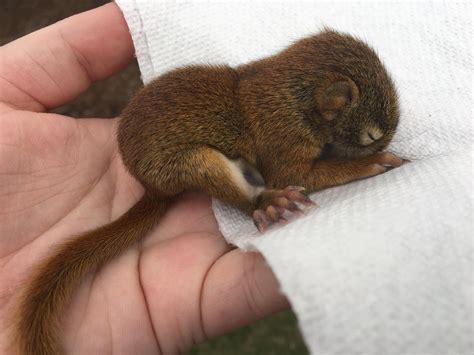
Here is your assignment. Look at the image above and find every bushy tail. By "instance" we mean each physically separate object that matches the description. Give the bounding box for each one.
[15,194,167,355]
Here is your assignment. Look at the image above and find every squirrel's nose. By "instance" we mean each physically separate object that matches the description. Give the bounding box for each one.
[360,126,383,145]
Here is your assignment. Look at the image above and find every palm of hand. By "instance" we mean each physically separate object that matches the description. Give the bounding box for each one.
[0,111,224,353]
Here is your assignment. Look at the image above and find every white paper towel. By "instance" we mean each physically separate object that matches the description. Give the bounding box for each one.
[116,1,473,354]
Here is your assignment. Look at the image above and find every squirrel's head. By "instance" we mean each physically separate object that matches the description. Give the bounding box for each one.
[315,70,399,159]
[306,30,400,159]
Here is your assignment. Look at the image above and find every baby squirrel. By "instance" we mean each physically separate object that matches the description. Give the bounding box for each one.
[16,29,401,354]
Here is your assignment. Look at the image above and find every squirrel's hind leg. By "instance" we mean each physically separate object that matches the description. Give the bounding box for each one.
[147,146,311,231]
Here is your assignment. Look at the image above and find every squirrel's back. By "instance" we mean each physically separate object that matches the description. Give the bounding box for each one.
[118,65,248,167]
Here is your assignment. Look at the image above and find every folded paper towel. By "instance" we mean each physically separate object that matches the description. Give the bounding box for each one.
[116,1,473,354]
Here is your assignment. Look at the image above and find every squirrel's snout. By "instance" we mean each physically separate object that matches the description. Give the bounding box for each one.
[360,126,383,146]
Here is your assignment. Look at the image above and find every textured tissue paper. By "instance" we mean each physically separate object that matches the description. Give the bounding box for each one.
[116,1,473,354]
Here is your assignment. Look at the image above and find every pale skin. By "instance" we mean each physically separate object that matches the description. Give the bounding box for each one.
[0,3,288,354]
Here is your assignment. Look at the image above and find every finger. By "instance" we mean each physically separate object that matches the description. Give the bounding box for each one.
[0,3,134,112]
[201,250,290,338]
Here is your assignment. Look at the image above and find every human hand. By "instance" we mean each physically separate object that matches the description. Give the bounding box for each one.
[0,3,288,353]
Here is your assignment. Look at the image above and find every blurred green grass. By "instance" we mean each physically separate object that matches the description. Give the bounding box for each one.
[190,310,308,355]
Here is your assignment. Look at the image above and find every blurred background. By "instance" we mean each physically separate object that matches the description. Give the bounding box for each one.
[0,0,308,354]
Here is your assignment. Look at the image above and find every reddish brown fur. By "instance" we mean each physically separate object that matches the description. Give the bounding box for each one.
[15,196,169,354]
[16,29,400,354]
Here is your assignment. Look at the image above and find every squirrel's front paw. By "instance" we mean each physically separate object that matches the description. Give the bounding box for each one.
[253,186,316,233]
[357,152,403,179]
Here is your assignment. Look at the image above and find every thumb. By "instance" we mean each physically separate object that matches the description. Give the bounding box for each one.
[201,250,289,338]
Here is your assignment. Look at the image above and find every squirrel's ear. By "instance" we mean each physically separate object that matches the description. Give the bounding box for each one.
[317,77,359,121]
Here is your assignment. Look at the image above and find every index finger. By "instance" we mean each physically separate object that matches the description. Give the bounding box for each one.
[0,3,135,112]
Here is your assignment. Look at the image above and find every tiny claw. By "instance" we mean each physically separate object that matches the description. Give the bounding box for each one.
[288,201,298,210]
[294,207,306,216]
[290,192,316,207]
[253,210,270,233]
[255,221,267,233]
[288,202,304,215]
[303,195,317,206]
[284,185,306,191]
